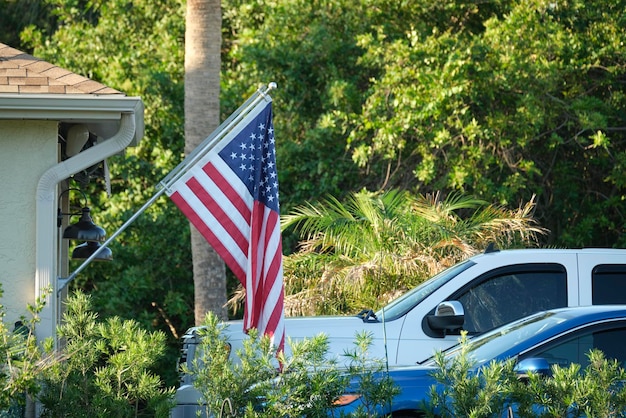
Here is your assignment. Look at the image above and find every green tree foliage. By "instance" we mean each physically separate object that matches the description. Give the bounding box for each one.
[37,292,174,417]
[278,189,545,315]
[0,0,55,50]
[221,0,626,248]
[221,0,384,215]
[338,0,626,247]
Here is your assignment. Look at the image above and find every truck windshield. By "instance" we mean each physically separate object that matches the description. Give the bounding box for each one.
[375,260,475,321]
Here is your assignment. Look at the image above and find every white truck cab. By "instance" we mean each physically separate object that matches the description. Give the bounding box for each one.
[172,247,626,416]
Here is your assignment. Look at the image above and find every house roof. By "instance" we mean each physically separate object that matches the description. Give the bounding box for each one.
[0,43,143,145]
[0,43,122,95]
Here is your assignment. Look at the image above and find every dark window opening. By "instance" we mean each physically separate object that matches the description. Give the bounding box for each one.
[592,265,626,305]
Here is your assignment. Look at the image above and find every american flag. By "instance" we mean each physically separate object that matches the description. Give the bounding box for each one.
[166,99,285,352]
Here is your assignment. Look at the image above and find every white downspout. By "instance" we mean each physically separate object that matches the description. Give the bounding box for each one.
[35,111,138,342]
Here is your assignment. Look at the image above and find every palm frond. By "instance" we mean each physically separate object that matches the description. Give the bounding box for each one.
[278,189,547,316]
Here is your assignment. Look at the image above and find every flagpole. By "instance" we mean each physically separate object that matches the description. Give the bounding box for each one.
[57,82,277,293]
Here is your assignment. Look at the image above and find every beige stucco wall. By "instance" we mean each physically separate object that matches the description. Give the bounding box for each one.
[0,119,58,327]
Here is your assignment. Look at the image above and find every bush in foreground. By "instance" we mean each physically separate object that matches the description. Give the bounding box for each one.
[37,292,174,417]
[427,334,626,418]
[184,313,400,418]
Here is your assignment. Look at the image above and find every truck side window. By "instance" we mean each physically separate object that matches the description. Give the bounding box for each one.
[592,265,626,304]
[456,264,567,334]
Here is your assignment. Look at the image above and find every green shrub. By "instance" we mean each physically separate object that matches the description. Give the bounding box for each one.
[185,314,401,418]
[426,333,517,418]
[36,292,174,418]
[338,331,401,418]
[513,350,626,418]
[185,312,349,417]
[0,286,46,416]
[426,335,626,418]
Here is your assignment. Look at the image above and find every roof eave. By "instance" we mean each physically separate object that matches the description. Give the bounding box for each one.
[0,94,144,145]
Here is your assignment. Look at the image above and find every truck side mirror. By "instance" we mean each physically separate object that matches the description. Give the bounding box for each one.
[427,301,465,334]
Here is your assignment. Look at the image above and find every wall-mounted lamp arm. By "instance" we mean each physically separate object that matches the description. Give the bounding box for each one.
[57,188,89,227]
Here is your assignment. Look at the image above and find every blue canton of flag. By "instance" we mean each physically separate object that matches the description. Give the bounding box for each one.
[218,107,280,213]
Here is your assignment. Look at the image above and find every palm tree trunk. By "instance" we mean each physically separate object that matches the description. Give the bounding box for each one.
[184,0,228,324]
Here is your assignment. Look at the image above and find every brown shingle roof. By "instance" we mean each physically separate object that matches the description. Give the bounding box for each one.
[0,43,123,95]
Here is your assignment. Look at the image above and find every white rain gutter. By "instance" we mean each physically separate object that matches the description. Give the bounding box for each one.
[21,95,145,342]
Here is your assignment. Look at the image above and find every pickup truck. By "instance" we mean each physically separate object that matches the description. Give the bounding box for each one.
[172,247,626,416]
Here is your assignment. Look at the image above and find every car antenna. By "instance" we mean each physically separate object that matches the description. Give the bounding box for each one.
[484,242,500,253]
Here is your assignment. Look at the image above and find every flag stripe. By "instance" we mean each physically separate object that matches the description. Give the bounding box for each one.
[204,161,252,225]
[187,175,250,259]
[169,175,249,275]
[198,157,252,236]
[170,190,247,280]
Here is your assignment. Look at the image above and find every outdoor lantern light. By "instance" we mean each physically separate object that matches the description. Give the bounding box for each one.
[71,241,113,261]
[61,207,106,242]
[57,188,111,261]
